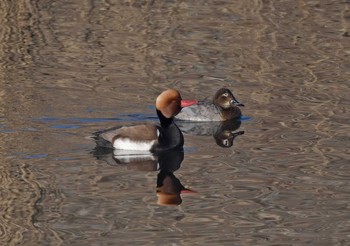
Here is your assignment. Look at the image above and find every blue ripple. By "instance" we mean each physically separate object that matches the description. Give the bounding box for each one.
[240,115,252,121]
[23,154,48,159]
[51,125,81,129]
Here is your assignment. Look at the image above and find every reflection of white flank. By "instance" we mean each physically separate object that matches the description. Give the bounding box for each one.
[113,138,155,151]
[113,149,156,164]
[113,149,154,156]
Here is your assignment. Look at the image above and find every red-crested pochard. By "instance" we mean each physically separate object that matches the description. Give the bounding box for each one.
[176,88,244,121]
[93,89,197,152]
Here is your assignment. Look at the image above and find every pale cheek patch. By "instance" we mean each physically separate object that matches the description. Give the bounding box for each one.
[113,138,155,151]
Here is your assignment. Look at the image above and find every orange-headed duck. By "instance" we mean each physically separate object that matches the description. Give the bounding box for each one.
[176,88,244,121]
[93,89,197,152]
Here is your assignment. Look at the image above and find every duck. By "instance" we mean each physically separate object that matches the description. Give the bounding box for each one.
[175,88,244,121]
[93,89,197,152]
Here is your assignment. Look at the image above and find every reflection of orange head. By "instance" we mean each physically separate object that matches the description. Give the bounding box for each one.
[156,185,197,206]
[156,172,197,206]
[156,175,183,205]
[156,190,182,206]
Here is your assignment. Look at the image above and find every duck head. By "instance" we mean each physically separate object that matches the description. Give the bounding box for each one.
[156,89,197,119]
[213,88,244,109]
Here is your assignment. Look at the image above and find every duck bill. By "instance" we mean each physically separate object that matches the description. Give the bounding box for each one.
[230,98,244,107]
[181,100,198,108]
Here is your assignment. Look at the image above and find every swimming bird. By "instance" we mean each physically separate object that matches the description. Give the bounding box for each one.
[93,89,197,152]
[176,88,244,121]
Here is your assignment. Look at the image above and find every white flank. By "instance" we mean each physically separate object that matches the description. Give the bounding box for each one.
[114,138,155,151]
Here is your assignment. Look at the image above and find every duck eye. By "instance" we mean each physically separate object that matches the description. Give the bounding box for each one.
[223,93,229,97]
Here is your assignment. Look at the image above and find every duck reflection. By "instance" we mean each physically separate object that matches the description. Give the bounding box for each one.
[92,147,195,205]
[156,149,195,206]
[157,168,195,206]
[176,119,244,148]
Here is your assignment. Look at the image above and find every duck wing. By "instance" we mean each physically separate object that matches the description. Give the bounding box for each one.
[176,100,222,121]
[94,124,159,149]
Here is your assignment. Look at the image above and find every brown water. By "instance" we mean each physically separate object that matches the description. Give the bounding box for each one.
[1,0,350,245]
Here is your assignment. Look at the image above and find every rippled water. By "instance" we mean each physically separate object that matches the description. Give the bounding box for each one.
[1,0,350,245]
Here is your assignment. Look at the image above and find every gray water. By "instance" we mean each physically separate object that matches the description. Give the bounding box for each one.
[1,1,350,245]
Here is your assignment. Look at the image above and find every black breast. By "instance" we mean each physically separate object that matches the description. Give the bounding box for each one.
[157,124,184,151]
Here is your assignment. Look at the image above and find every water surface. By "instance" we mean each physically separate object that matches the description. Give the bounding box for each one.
[1,0,350,245]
